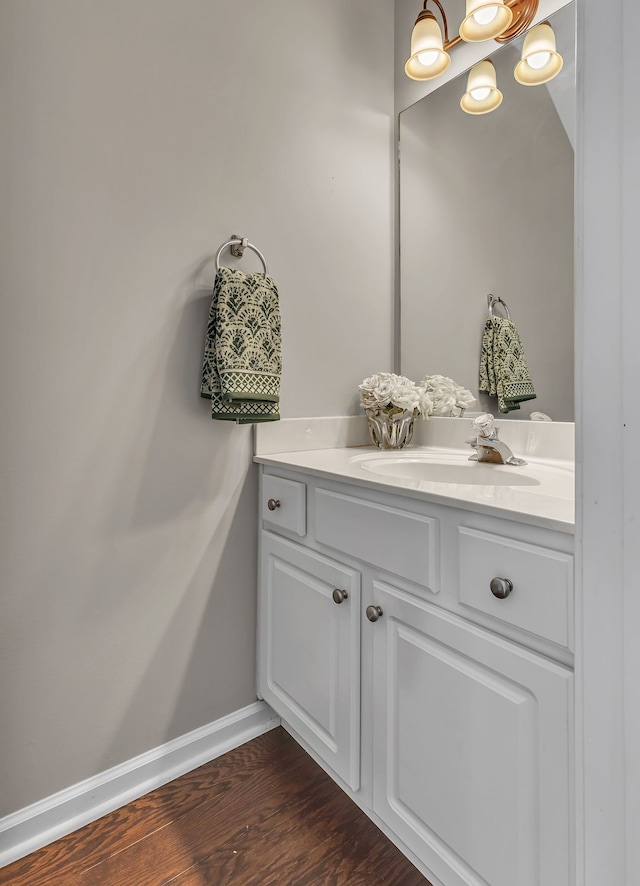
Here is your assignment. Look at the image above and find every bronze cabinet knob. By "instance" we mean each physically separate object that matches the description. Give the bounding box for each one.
[490,577,513,599]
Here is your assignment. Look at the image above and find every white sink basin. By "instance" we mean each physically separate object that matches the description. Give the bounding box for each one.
[349,449,574,500]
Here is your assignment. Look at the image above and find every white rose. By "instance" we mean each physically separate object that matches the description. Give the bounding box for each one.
[360,372,422,412]
[360,372,395,409]
[454,386,476,409]
[422,374,455,393]
[416,386,434,418]
[417,375,476,415]
[392,386,420,411]
[361,371,391,388]
[375,377,399,406]
[431,391,457,416]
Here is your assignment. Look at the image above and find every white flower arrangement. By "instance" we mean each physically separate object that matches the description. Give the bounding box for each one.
[359,372,433,418]
[359,372,475,449]
[420,374,477,416]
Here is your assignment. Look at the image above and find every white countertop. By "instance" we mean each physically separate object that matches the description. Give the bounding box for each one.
[254,444,575,534]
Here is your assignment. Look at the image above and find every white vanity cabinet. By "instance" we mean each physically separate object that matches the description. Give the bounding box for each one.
[369,582,572,886]
[259,532,361,790]
[257,465,574,886]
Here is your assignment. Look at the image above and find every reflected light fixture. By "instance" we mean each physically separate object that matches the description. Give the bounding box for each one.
[460,60,503,114]
[459,1,513,42]
[514,21,564,85]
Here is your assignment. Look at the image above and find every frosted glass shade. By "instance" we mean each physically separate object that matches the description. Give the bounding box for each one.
[460,60,503,114]
[405,10,451,80]
[459,0,513,42]
[514,22,564,85]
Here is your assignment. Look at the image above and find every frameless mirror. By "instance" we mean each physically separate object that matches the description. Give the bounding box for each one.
[399,3,575,420]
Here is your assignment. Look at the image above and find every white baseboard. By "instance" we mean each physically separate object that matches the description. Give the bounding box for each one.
[0,700,280,869]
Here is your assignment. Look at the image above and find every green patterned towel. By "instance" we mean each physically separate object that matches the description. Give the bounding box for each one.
[201,267,281,423]
[479,317,536,413]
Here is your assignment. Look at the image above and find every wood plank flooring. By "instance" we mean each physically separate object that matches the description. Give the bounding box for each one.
[0,727,431,885]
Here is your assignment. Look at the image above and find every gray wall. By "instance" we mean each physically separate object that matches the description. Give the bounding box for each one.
[399,42,574,420]
[0,0,394,815]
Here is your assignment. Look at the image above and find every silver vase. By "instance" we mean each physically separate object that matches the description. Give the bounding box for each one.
[365,408,416,450]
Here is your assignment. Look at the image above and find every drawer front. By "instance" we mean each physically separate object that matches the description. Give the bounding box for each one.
[315,488,439,592]
[261,474,306,536]
[458,527,573,649]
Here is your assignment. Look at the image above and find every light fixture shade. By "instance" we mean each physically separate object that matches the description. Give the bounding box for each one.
[514,22,564,85]
[405,10,451,81]
[460,60,503,114]
[459,0,513,42]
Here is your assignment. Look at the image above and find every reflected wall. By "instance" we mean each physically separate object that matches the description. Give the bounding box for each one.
[399,6,574,420]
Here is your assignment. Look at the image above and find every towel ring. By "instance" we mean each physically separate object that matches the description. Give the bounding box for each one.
[215,237,269,275]
[487,294,511,320]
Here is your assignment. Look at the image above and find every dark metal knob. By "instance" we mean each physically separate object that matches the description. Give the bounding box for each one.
[490,577,513,599]
[332,588,348,605]
[366,605,383,623]
[267,498,280,511]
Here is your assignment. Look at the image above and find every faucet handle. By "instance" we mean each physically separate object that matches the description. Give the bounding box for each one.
[473,413,496,438]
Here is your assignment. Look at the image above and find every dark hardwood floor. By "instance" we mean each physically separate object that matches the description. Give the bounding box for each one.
[0,727,430,885]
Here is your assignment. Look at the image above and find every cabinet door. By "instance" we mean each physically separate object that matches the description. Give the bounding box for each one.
[370,581,573,886]
[258,532,361,789]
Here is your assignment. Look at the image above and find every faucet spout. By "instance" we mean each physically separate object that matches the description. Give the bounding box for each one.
[466,414,527,466]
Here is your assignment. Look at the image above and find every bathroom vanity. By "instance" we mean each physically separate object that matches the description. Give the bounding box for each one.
[255,419,574,886]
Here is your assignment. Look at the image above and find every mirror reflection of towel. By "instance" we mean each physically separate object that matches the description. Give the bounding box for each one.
[479,317,536,413]
[201,267,281,423]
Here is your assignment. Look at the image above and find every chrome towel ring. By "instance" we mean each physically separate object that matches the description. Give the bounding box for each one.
[487,294,511,320]
[215,236,269,275]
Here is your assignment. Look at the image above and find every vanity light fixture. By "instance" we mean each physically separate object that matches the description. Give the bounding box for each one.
[459,1,513,43]
[404,0,451,81]
[405,0,540,81]
[514,21,564,85]
[460,60,503,114]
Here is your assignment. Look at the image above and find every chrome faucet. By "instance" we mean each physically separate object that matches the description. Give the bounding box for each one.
[466,414,527,466]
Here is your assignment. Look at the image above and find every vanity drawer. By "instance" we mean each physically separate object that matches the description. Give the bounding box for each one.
[261,474,306,537]
[315,488,439,591]
[457,527,573,649]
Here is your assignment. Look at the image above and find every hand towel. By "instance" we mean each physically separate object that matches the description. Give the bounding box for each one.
[201,267,281,423]
[479,316,536,413]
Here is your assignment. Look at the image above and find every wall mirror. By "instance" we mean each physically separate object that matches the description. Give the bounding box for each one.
[398,2,575,420]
